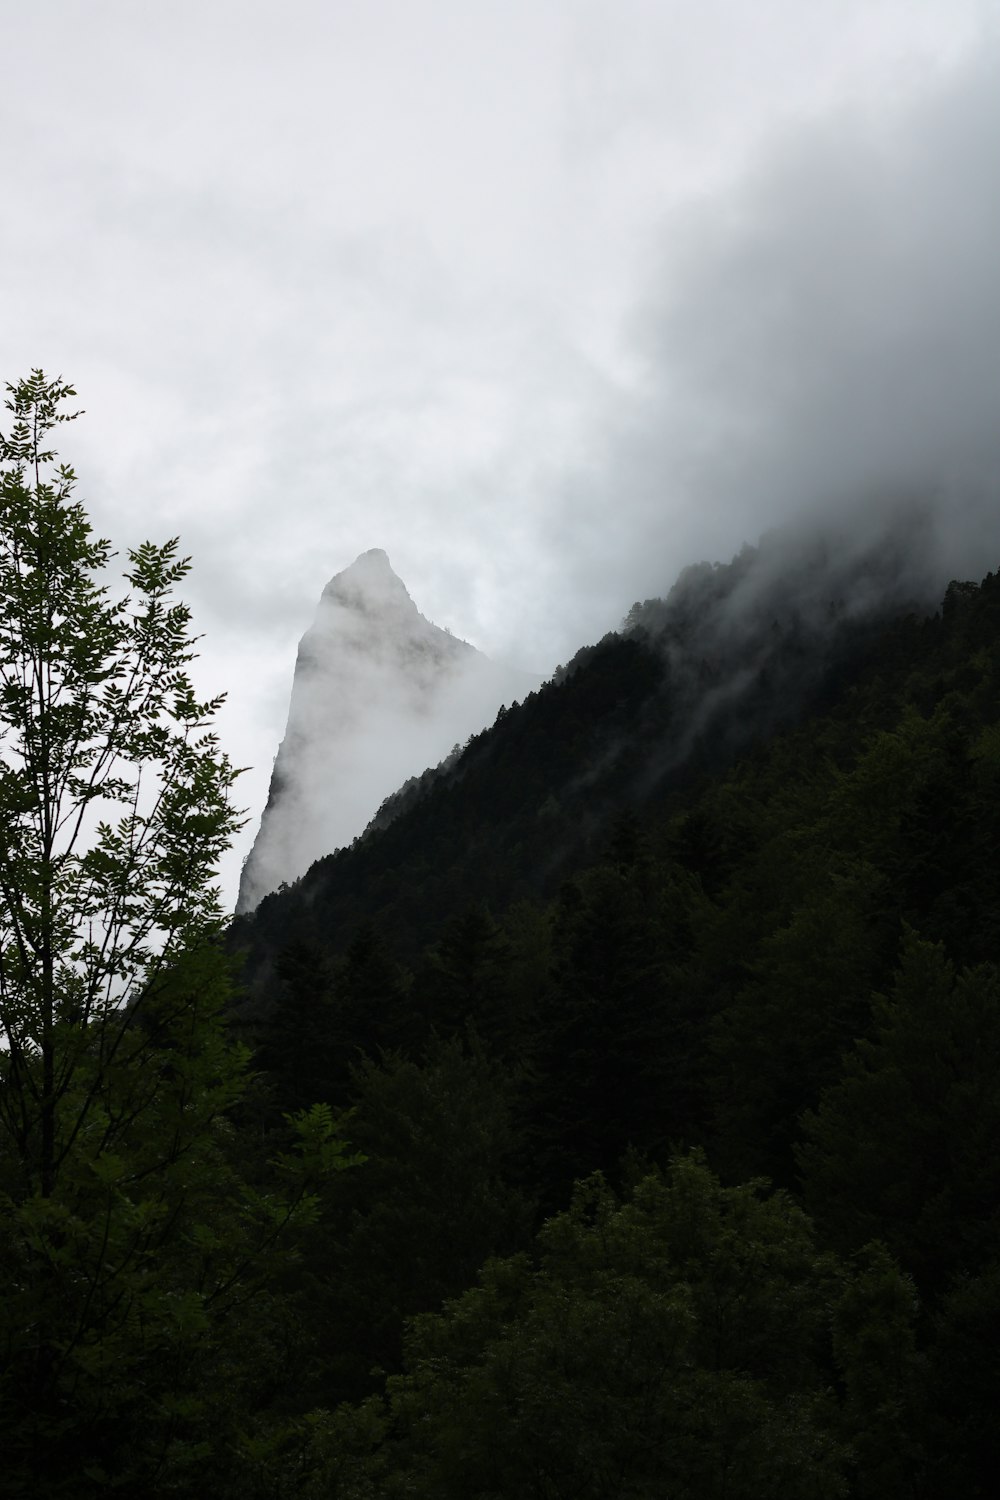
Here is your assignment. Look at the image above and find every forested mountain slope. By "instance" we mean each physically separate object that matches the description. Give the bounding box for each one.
[233,523,940,970]
[221,533,1000,1498]
[222,546,1000,1499]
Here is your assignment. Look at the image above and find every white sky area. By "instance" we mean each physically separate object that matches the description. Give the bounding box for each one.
[4,0,1000,908]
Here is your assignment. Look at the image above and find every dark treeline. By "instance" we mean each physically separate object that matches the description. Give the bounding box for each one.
[221,558,1000,1497]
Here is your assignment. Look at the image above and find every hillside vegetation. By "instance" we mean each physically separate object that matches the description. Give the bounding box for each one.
[229,549,1000,1498]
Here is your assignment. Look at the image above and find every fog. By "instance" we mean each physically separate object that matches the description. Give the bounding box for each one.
[540,41,1000,655]
[240,46,1000,907]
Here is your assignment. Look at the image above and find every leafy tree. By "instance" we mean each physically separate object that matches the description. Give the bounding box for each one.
[329,1155,849,1499]
[0,372,352,1493]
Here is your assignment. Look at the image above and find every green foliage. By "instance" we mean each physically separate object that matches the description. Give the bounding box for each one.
[410,902,512,1042]
[711,852,890,1180]
[799,931,1000,1287]
[231,536,1000,1490]
[298,1035,533,1404]
[922,1262,1000,1496]
[527,838,707,1196]
[0,372,242,1190]
[0,373,357,1493]
[322,1155,849,1499]
[829,1243,924,1498]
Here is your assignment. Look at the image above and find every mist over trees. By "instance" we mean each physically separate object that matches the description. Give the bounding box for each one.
[3,373,1000,1496]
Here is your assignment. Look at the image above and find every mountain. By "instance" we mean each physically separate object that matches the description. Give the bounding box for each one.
[236,548,538,913]
[228,523,1000,1492]
[233,518,937,959]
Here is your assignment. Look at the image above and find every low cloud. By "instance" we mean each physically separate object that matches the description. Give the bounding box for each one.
[545,41,1000,641]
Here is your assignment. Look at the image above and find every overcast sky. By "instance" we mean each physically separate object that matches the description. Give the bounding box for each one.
[4,0,1000,905]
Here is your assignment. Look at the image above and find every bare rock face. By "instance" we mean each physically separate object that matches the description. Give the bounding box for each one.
[237,550,537,913]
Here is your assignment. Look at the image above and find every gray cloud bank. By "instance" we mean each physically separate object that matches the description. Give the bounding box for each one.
[548,40,1000,643]
[211,38,1000,905]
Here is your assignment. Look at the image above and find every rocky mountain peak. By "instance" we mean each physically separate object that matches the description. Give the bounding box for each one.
[323,548,418,618]
[236,550,539,914]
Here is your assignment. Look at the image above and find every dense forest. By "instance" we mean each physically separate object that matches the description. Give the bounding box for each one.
[224,531,1000,1497]
[4,375,1000,1496]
